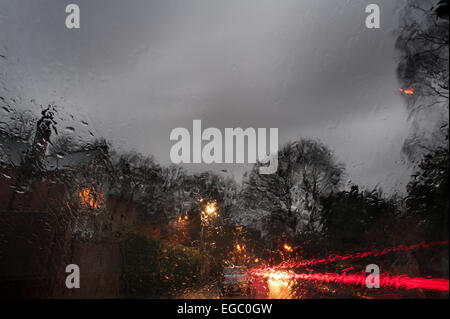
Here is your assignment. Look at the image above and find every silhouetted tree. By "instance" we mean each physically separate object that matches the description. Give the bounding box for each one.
[406,142,449,241]
[321,185,400,250]
[240,139,344,247]
[396,0,449,161]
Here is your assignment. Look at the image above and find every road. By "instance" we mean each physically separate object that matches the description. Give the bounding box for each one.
[177,277,293,299]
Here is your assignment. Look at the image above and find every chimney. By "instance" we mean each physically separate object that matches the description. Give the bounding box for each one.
[27,106,57,169]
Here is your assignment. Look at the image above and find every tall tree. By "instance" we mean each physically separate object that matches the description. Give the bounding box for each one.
[396,0,449,162]
[240,139,344,247]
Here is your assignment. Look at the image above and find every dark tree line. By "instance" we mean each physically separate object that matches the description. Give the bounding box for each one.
[396,0,449,162]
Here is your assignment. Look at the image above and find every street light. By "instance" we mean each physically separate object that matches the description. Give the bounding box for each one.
[200,200,218,252]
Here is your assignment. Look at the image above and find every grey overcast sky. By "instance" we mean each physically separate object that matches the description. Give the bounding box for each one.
[0,0,414,192]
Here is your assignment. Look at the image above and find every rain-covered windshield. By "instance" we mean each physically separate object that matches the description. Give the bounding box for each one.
[0,0,448,300]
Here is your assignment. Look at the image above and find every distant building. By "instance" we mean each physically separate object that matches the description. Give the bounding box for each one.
[0,112,119,297]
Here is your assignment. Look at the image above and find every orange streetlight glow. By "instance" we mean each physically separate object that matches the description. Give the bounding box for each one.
[399,87,414,95]
[200,201,218,224]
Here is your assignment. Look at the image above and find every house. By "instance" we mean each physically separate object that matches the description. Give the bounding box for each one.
[0,109,121,297]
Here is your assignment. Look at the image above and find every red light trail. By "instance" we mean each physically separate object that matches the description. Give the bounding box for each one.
[249,241,449,294]
[249,269,449,293]
[276,240,449,269]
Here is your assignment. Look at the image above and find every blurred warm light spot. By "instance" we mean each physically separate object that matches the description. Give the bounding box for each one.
[264,270,295,299]
[201,201,218,224]
[399,87,414,95]
[79,186,104,209]
[206,203,216,214]
[235,242,246,253]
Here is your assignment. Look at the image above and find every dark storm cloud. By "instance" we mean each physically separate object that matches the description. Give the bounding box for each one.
[0,0,412,191]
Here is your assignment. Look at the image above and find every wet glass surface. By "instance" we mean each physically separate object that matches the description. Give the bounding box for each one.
[0,0,448,299]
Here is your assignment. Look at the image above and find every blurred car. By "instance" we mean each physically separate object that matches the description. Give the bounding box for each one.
[220,266,252,296]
